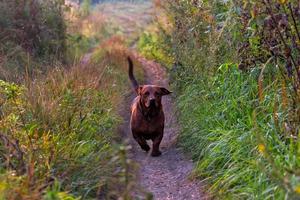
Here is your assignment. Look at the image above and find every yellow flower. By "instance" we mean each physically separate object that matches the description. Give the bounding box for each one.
[279,0,288,4]
[258,144,265,154]
[295,185,300,194]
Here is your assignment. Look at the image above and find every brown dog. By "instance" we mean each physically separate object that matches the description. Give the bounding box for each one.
[128,57,171,157]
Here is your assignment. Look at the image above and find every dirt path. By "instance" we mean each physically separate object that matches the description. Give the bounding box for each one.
[81,2,208,199]
[120,52,208,200]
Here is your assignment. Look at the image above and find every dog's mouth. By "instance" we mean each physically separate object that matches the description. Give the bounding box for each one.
[145,99,156,108]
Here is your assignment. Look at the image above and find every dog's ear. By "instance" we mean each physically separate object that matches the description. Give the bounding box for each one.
[160,87,172,95]
[137,86,143,95]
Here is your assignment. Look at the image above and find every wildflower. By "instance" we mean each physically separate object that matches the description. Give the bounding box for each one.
[258,144,265,154]
[295,185,300,194]
[279,0,287,4]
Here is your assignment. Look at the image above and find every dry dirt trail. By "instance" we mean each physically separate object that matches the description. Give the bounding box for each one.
[121,52,208,200]
[81,1,208,199]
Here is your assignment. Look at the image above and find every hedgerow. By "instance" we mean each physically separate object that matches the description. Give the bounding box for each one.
[142,0,300,199]
[0,1,144,199]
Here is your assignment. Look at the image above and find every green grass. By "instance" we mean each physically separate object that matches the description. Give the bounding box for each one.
[176,66,249,195]
[172,64,292,199]
[0,49,136,199]
[169,60,300,199]
[137,1,300,199]
[0,1,149,198]
[137,31,174,66]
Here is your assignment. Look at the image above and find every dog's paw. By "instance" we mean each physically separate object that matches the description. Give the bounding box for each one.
[141,145,150,152]
[151,150,162,157]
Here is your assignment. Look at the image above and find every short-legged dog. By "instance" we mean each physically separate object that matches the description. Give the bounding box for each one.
[128,57,171,157]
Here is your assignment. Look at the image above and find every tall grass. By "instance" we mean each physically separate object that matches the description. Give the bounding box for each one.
[174,65,286,198]
[0,1,146,198]
[0,40,143,198]
[140,0,300,199]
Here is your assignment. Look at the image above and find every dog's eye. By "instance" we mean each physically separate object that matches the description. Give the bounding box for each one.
[144,92,150,96]
[155,92,160,96]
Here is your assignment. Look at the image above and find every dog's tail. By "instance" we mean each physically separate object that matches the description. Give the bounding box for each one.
[128,56,139,93]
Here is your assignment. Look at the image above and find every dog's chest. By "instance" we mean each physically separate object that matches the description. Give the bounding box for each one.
[130,110,164,134]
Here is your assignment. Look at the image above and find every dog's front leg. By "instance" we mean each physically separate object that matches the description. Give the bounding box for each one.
[151,133,163,157]
[132,131,150,152]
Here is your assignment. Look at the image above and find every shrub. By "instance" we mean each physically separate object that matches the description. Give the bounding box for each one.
[0,40,141,198]
[80,0,92,17]
[137,31,174,66]
[0,0,67,80]
[153,0,300,198]
[0,0,66,60]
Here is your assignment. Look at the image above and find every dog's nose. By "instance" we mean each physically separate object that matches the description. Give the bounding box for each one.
[150,99,155,105]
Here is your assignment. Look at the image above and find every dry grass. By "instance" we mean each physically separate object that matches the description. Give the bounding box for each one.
[0,37,144,199]
[0,1,150,198]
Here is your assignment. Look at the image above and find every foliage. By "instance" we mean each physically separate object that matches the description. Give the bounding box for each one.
[0,0,157,199]
[66,33,94,63]
[66,5,122,63]
[0,0,67,80]
[149,0,300,199]
[174,65,284,198]
[80,0,92,17]
[0,41,141,199]
[0,0,66,60]
[137,31,174,67]
[0,1,149,198]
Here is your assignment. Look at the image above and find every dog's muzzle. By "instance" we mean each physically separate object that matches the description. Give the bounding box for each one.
[150,99,156,107]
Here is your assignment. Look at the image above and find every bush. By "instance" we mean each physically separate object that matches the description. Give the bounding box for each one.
[0,0,66,80]
[0,40,141,199]
[137,31,174,66]
[0,1,146,199]
[0,0,66,59]
[151,0,300,199]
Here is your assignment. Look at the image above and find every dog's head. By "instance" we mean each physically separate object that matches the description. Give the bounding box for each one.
[138,85,171,108]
